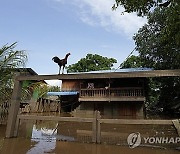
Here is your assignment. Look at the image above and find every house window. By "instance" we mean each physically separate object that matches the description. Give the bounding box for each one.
[87,83,94,89]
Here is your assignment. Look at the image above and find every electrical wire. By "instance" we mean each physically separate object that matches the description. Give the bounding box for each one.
[114,47,136,72]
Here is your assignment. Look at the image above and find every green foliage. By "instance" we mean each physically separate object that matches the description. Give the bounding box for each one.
[113,0,157,16]
[25,83,61,100]
[132,6,180,115]
[24,82,49,100]
[0,42,27,69]
[66,54,117,73]
[48,86,61,92]
[115,1,180,116]
[0,42,27,104]
[157,77,180,114]
[113,0,179,16]
[31,82,49,99]
[114,0,180,70]
[120,55,143,68]
[114,1,180,69]
[133,7,180,69]
[145,78,161,112]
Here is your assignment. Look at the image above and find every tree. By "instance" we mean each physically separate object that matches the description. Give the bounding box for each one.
[120,55,143,68]
[133,8,180,69]
[0,42,27,104]
[157,77,180,115]
[113,0,180,51]
[48,86,61,92]
[115,1,180,116]
[66,54,117,73]
[113,0,179,16]
[113,0,180,70]
[132,7,180,115]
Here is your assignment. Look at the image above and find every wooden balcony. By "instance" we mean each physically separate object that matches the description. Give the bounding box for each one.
[79,87,145,102]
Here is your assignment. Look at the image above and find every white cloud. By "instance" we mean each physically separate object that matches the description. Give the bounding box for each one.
[52,0,147,37]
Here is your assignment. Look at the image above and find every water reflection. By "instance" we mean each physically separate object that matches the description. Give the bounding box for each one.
[27,125,57,154]
[24,120,78,154]
[0,120,180,154]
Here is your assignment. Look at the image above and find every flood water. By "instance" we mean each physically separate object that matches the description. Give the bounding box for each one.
[0,114,180,154]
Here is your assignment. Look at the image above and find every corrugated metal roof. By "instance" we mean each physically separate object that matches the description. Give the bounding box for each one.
[68,68,153,74]
[47,91,78,96]
[17,69,180,81]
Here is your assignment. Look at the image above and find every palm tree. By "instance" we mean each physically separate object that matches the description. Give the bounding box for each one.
[0,42,27,105]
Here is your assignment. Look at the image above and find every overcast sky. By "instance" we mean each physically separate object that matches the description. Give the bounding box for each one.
[0,0,146,85]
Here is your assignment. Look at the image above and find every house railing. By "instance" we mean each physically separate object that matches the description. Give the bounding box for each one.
[80,87,144,98]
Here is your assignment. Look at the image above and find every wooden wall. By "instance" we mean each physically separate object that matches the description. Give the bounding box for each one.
[61,80,80,91]
[74,101,144,119]
[62,78,145,91]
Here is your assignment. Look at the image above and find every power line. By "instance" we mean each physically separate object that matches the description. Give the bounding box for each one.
[114,47,136,72]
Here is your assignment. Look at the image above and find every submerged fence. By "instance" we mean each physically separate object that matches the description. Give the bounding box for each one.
[15,111,180,148]
[0,98,60,125]
[0,102,11,124]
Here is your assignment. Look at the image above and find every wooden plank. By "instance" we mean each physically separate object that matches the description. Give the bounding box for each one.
[16,69,180,81]
[172,119,180,136]
[79,97,145,102]
[77,130,129,137]
[99,119,173,125]
[6,80,22,138]
[77,130,92,136]
[17,115,94,122]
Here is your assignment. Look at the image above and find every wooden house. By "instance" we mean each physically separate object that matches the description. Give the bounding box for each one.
[60,68,151,119]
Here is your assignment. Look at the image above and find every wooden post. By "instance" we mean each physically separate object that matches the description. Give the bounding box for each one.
[14,116,20,137]
[37,98,42,112]
[48,99,51,112]
[92,110,97,143]
[6,80,22,138]
[96,111,101,143]
[58,101,61,114]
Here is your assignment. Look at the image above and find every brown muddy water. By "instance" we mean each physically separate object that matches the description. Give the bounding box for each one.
[0,115,180,154]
